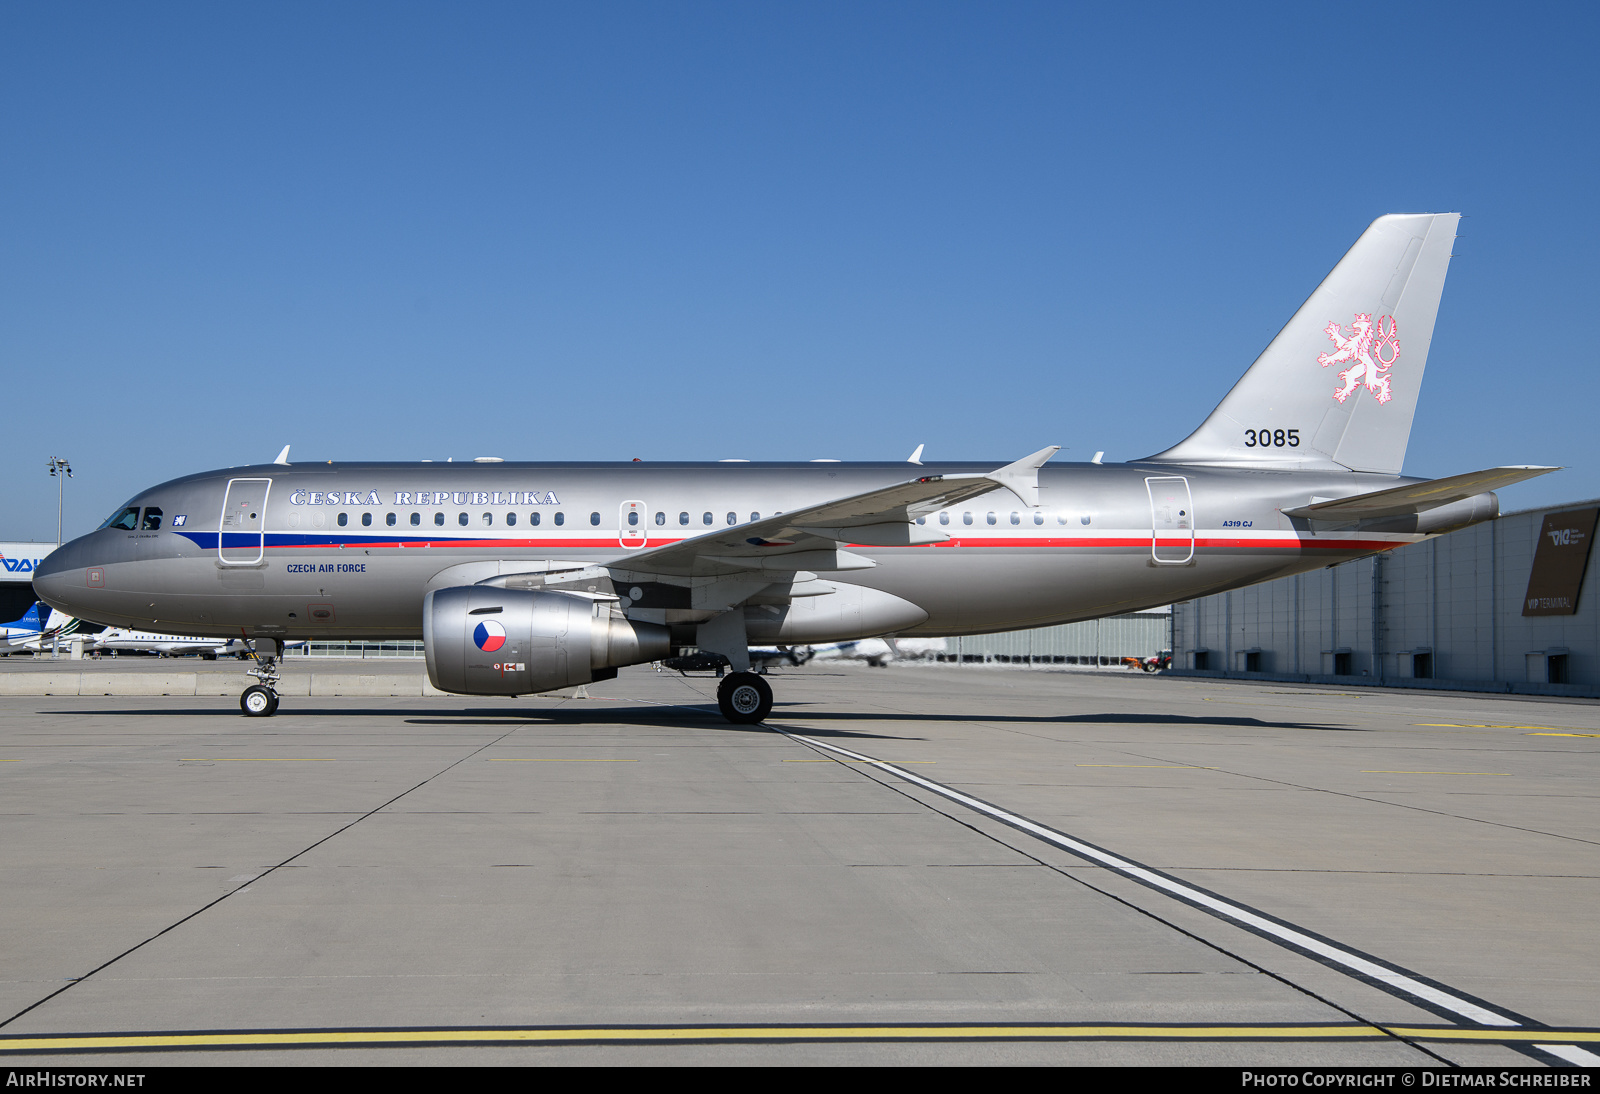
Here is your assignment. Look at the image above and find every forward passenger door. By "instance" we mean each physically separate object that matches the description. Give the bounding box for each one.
[219,478,271,564]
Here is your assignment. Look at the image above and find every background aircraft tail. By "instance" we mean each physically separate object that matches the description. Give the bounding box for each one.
[4,602,44,632]
[1148,213,1460,475]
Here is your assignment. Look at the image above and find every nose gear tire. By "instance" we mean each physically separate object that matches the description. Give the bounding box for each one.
[717,672,773,724]
[241,685,278,717]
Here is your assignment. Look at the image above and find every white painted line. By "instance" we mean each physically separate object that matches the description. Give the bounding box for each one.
[782,730,1520,1029]
[1538,1044,1600,1067]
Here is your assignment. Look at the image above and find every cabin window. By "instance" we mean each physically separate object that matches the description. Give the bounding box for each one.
[655,512,665,526]
[386,513,396,527]
[628,512,639,527]
[590,512,601,526]
[1080,515,1091,525]
[726,512,737,526]
[962,512,973,526]
[434,512,444,526]
[703,512,713,526]
[482,512,492,526]
[1009,512,1020,526]
[1033,512,1044,526]
[140,507,163,531]
[506,512,516,527]
[530,512,540,526]
[554,512,565,526]
[750,512,760,522]
[458,513,468,526]
[102,506,140,531]
[410,513,421,526]
[986,512,996,526]
[361,512,373,527]
[915,516,926,525]
[337,513,349,527]
[679,512,689,525]
[939,512,949,526]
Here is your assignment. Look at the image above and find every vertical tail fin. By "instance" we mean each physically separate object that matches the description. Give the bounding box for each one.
[1149,213,1459,474]
[6,602,44,631]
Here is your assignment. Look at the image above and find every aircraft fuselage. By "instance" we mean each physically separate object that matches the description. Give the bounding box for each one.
[34,459,1489,644]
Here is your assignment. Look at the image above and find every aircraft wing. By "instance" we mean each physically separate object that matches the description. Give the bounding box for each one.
[606,446,1059,579]
[1282,466,1559,521]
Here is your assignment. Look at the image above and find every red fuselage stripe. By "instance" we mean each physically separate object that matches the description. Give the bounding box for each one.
[254,536,1405,552]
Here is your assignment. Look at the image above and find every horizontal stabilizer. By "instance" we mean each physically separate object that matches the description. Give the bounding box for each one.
[1283,466,1559,521]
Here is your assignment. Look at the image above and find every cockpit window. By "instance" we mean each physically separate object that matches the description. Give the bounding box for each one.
[101,507,140,531]
[140,507,163,531]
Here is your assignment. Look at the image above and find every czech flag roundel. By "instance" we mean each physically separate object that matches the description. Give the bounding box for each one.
[473,619,506,653]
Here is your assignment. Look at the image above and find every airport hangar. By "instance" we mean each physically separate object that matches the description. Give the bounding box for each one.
[0,542,54,621]
[1170,498,1600,699]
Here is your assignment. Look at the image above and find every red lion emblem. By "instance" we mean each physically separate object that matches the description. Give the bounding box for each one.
[1318,313,1400,405]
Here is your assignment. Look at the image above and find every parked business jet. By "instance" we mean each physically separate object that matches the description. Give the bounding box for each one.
[34,214,1554,720]
[88,627,250,659]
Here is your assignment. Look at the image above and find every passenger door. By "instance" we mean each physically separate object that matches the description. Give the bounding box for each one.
[1145,476,1194,564]
[219,478,272,564]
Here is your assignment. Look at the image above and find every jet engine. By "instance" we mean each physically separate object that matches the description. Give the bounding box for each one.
[425,586,670,696]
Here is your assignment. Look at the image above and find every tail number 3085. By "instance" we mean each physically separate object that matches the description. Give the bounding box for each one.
[1245,429,1299,448]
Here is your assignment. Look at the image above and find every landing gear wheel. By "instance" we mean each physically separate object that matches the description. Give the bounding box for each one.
[718,672,773,724]
[241,685,278,717]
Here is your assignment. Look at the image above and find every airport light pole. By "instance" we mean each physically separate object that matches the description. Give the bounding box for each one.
[47,456,72,545]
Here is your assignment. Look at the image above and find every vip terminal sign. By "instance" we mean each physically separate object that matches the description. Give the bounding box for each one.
[1523,507,1599,616]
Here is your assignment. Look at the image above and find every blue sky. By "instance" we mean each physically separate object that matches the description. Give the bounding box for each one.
[3,1,1596,539]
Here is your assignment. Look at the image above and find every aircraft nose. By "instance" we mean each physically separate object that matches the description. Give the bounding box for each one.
[33,535,99,614]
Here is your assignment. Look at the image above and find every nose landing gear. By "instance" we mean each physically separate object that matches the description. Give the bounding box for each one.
[241,638,283,717]
[241,684,278,716]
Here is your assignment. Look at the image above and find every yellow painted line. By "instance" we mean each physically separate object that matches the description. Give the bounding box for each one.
[179,758,336,762]
[1414,723,1571,731]
[1076,764,1218,769]
[1361,770,1511,776]
[489,759,638,762]
[3,1023,1597,1053]
[1528,732,1600,738]
[0,1025,1386,1051]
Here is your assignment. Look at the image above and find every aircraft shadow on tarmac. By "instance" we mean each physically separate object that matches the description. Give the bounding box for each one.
[760,710,1360,732]
[35,702,921,740]
[34,705,1351,734]
[406,706,921,740]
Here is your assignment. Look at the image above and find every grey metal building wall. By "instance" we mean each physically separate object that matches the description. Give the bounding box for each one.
[1172,500,1600,696]
[940,611,1172,666]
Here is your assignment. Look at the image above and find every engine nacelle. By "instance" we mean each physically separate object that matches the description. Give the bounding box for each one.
[425,586,670,696]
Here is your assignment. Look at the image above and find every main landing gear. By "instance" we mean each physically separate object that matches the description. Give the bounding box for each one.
[241,638,283,717]
[717,672,773,724]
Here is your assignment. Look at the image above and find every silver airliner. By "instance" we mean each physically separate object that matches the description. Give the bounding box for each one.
[34,214,1554,720]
